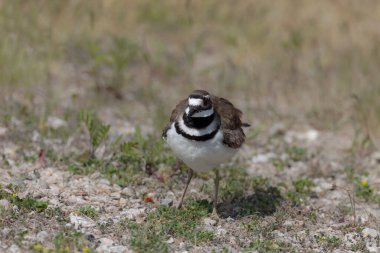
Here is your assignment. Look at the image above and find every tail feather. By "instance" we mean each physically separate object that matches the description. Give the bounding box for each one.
[242,123,250,127]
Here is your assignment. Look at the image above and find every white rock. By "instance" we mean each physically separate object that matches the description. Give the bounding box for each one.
[95,144,106,160]
[166,237,175,244]
[272,230,285,238]
[66,195,86,205]
[8,244,21,253]
[344,232,359,248]
[109,245,130,253]
[283,220,304,227]
[0,199,10,209]
[121,208,145,220]
[2,228,11,237]
[305,129,319,141]
[367,246,380,253]
[47,116,67,129]
[99,179,111,186]
[226,217,234,222]
[69,213,95,229]
[110,192,121,199]
[216,227,227,237]
[0,126,7,136]
[119,198,127,206]
[362,228,379,238]
[251,153,276,163]
[203,218,217,226]
[96,238,115,252]
[121,187,134,197]
[36,230,49,242]
[32,130,40,142]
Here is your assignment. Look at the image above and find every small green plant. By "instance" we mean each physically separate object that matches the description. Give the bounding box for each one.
[128,200,213,253]
[128,222,169,253]
[354,179,380,205]
[345,167,380,206]
[23,154,38,163]
[285,146,307,162]
[79,111,110,160]
[251,176,270,189]
[241,215,263,234]
[52,230,93,253]
[272,158,286,172]
[0,185,48,212]
[292,178,314,194]
[31,227,96,252]
[315,234,342,250]
[69,125,175,187]
[286,178,315,205]
[15,229,29,247]
[101,128,175,186]
[77,205,98,219]
[248,239,292,253]
[214,166,249,201]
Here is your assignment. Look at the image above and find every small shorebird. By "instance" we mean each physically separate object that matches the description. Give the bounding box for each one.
[162,90,249,215]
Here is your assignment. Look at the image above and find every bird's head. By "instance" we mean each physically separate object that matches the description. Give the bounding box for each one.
[185,90,213,117]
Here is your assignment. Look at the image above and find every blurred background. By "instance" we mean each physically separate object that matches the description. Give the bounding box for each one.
[1,0,380,147]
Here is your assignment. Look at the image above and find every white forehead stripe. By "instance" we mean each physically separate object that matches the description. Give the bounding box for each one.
[192,108,214,118]
[188,98,203,106]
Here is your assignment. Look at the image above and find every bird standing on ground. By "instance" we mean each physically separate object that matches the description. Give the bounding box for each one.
[162,90,249,216]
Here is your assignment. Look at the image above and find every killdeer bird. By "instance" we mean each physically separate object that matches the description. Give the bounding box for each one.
[162,90,249,215]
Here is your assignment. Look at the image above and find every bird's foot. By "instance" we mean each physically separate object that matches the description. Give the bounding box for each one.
[211,207,220,220]
[176,201,183,209]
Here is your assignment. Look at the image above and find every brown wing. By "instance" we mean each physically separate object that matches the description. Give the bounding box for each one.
[162,99,187,138]
[211,96,246,148]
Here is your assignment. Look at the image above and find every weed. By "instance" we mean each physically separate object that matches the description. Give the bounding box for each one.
[79,111,110,160]
[354,178,380,205]
[251,176,270,190]
[315,234,342,250]
[272,158,286,172]
[247,239,293,253]
[213,166,249,202]
[128,221,169,253]
[292,178,314,194]
[31,229,95,253]
[128,200,213,252]
[345,168,380,206]
[241,215,263,235]
[23,154,38,163]
[15,229,28,247]
[285,146,307,162]
[77,206,98,219]
[0,185,48,212]
[344,166,355,182]
[44,207,67,222]
[286,178,315,205]
[69,124,175,187]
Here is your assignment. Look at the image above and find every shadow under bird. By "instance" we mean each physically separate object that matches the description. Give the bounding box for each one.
[162,90,249,216]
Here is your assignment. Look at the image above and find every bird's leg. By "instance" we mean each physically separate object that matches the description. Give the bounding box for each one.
[211,168,220,218]
[176,169,193,209]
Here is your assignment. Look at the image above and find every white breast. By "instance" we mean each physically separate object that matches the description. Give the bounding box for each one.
[165,123,237,172]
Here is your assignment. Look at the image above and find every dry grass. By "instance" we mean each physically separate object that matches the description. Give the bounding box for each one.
[1,1,380,139]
